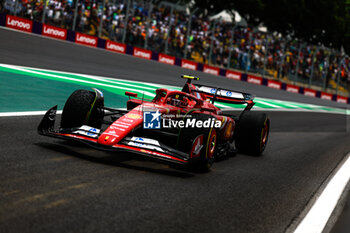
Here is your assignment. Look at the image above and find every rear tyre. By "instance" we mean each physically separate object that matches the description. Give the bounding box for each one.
[235,111,269,156]
[61,89,104,128]
[177,114,217,171]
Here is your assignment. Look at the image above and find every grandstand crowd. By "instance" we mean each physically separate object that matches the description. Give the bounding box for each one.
[1,0,350,92]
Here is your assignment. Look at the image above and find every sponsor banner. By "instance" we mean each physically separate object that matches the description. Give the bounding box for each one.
[203,65,220,76]
[247,75,262,85]
[337,96,348,104]
[286,84,300,93]
[6,15,32,32]
[158,53,175,65]
[42,24,67,40]
[267,80,282,89]
[75,32,97,47]
[304,88,317,97]
[320,92,332,101]
[226,70,241,80]
[181,59,197,70]
[133,47,152,60]
[105,40,126,54]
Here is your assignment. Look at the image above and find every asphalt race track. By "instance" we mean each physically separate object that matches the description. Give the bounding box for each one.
[1,28,350,233]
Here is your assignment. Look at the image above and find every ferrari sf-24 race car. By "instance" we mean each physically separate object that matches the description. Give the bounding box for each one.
[38,75,270,171]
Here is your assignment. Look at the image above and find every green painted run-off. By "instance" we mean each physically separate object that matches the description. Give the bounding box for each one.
[0,63,346,115]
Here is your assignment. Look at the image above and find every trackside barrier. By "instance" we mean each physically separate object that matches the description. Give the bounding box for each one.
[203,64,220,76]
[5,15,32,32]
[181,59,197,70]
[105,40,126,54]
[247,75,263,85]
[0,12,348,104]
[226,70,241,80]
[158,53,175,65]
[286,84,300,94]
[42,24,67,40]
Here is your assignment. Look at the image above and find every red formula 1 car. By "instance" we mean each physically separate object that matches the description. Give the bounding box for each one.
[38,75,270,171]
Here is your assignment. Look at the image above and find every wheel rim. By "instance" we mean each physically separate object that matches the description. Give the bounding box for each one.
[261,122,269,148]
[208,131,217,158]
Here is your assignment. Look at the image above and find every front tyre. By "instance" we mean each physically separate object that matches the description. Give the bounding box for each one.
[235,111,270,156]
[61,89,104,129]
[177,114,217,171]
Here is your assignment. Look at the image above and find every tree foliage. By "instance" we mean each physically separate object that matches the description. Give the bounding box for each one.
[191,0,350,53]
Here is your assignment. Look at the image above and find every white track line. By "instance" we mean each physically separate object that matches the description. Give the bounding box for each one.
[0,64,156,97]
[0,110,62,117]
[293,153,350,233]
[1,63,177,90]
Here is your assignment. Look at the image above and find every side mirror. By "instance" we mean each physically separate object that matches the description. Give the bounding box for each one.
[125,92,138,98]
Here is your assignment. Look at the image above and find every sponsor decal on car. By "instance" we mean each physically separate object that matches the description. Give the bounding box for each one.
[73,125,100,138]
[125,113,142,120]
[198,87,244,99]
[128,137,164,152]
[6,15,32,32]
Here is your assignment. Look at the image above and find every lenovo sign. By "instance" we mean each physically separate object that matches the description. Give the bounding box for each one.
[286,84,300,93]
[320,92,333,101]
[181,59,197,71]
[106,40,126,54]
[247,75,262,85]
[203,65,219,76]
[304,88,317,97]
[267,80,281,90]
[6,15,32,32]
[226,70,241,80]
[158,53,175,65]
[133,47,152,60]
[42,24,67,40]
[337,96,348,104]
[75,32,97,47]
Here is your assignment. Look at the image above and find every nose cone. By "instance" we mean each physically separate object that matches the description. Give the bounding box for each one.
[97,134,120,145]
[97,111,144,146]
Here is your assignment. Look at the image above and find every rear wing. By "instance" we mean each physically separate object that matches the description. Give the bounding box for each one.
[191,84,255,105]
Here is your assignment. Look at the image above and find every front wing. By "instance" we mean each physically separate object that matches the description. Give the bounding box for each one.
[38,106,190,165]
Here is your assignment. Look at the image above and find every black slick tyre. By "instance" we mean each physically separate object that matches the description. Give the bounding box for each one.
[61,89,104,128]
[235,111,269,156]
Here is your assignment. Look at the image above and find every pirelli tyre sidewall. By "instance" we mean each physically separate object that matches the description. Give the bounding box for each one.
[177,114,217,171]
[235,111,270,156]
[61,89,104,129]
